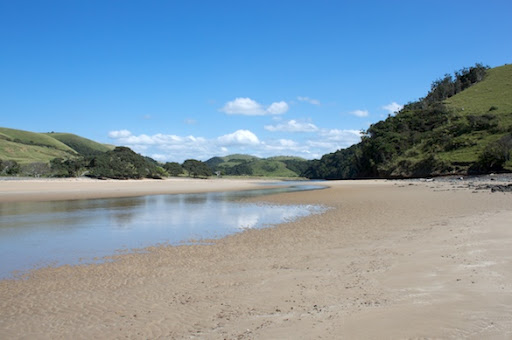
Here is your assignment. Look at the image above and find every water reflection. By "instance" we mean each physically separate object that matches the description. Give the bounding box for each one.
[0,184,326,279]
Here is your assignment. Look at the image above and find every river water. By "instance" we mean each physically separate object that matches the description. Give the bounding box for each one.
[0,183,326,279]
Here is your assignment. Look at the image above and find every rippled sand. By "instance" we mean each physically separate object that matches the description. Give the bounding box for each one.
[1,178,511,339]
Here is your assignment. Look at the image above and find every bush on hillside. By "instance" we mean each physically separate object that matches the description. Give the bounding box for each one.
[0,160,20,175]
[471,134,512,173]
[21,162,52,177]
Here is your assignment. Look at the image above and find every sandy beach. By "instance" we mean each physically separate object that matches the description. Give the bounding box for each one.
[0,177,279,202]
[1,178,511,339]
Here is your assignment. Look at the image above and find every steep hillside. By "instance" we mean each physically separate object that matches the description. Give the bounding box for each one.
[304,64,512,179]
[439,64,512,168]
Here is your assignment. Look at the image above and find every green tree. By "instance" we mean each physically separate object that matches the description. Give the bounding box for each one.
[51,157,87,177]
[182,159,212,178]
[88,147,160,179]
[227,162,253,176]
[163,162,184,176]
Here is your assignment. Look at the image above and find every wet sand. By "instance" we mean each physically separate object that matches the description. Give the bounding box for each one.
[1,178,511,339]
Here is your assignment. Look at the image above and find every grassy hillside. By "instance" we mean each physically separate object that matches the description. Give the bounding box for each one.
[206,154,308,177]
[0,127,78,164]
[0,127,76,153]
[440,64,512,169]
[45,132,113,156]
[304,64,512,179]
[0,139,76,164]
[0,127,114,165]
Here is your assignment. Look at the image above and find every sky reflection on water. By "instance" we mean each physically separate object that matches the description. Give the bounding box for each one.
[0,185,326,279]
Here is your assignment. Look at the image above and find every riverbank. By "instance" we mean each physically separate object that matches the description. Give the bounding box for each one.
[0,177,278,202]
[1,179,511,338]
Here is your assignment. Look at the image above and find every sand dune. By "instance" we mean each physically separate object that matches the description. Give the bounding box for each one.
[0,178,511,339]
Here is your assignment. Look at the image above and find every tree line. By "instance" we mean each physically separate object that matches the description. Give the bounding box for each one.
[0,147,214,179]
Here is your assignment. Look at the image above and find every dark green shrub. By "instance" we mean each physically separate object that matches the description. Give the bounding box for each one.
[472,134,512,172]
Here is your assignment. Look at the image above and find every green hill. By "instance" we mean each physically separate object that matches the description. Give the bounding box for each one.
[206,154,308,178]
[45,132,113,156]
[0,127,114,165]
[0,127,76,153]
[304,63,512,179]
[0,127,78,164]
[0,139,76,164]
[439,64,512,166]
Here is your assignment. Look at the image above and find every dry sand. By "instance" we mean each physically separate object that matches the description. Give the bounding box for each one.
[0,177,277,202]
[1,178,511,339]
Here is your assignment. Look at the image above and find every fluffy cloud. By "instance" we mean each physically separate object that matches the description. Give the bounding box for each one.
[349,109,369,117]
[264,119,319,132]
[108,129,132,138]
[217,130,260,146]
[266,101,289,115]
[108,129,262,162]
[319,129,362,145]
[108,130,211,160]
[382,102,403,115]
[297,96,320,105]
[219,97,289,115]
[108,124,362,163]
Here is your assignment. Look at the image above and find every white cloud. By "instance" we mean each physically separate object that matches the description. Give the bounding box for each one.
[297,96,320,105]
[107,124,362,163]
[277,139,298,147]
[319,129,362,144]
[266,101,289,115]
[220,98,264,115]
[264,119,318,132]
[382,102,403,115]
[349,109,369,117]
[219,97,288,115]
[108,129,132,138]
[217,130,260,146]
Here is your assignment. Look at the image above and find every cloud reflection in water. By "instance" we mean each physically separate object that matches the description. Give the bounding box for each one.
[0,186,326,278]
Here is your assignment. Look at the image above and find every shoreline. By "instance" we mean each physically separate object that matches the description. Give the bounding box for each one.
[0,177,284,203]
[1,179,511,338]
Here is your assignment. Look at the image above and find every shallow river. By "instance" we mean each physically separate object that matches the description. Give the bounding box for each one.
[0,183,326,279]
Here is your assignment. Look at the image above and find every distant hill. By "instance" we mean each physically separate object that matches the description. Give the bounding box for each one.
[206,154,308,178]
[304,64,512,179]
[0,127,112,164]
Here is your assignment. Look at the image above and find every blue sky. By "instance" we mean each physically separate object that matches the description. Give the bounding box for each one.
[1,0,511,162]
